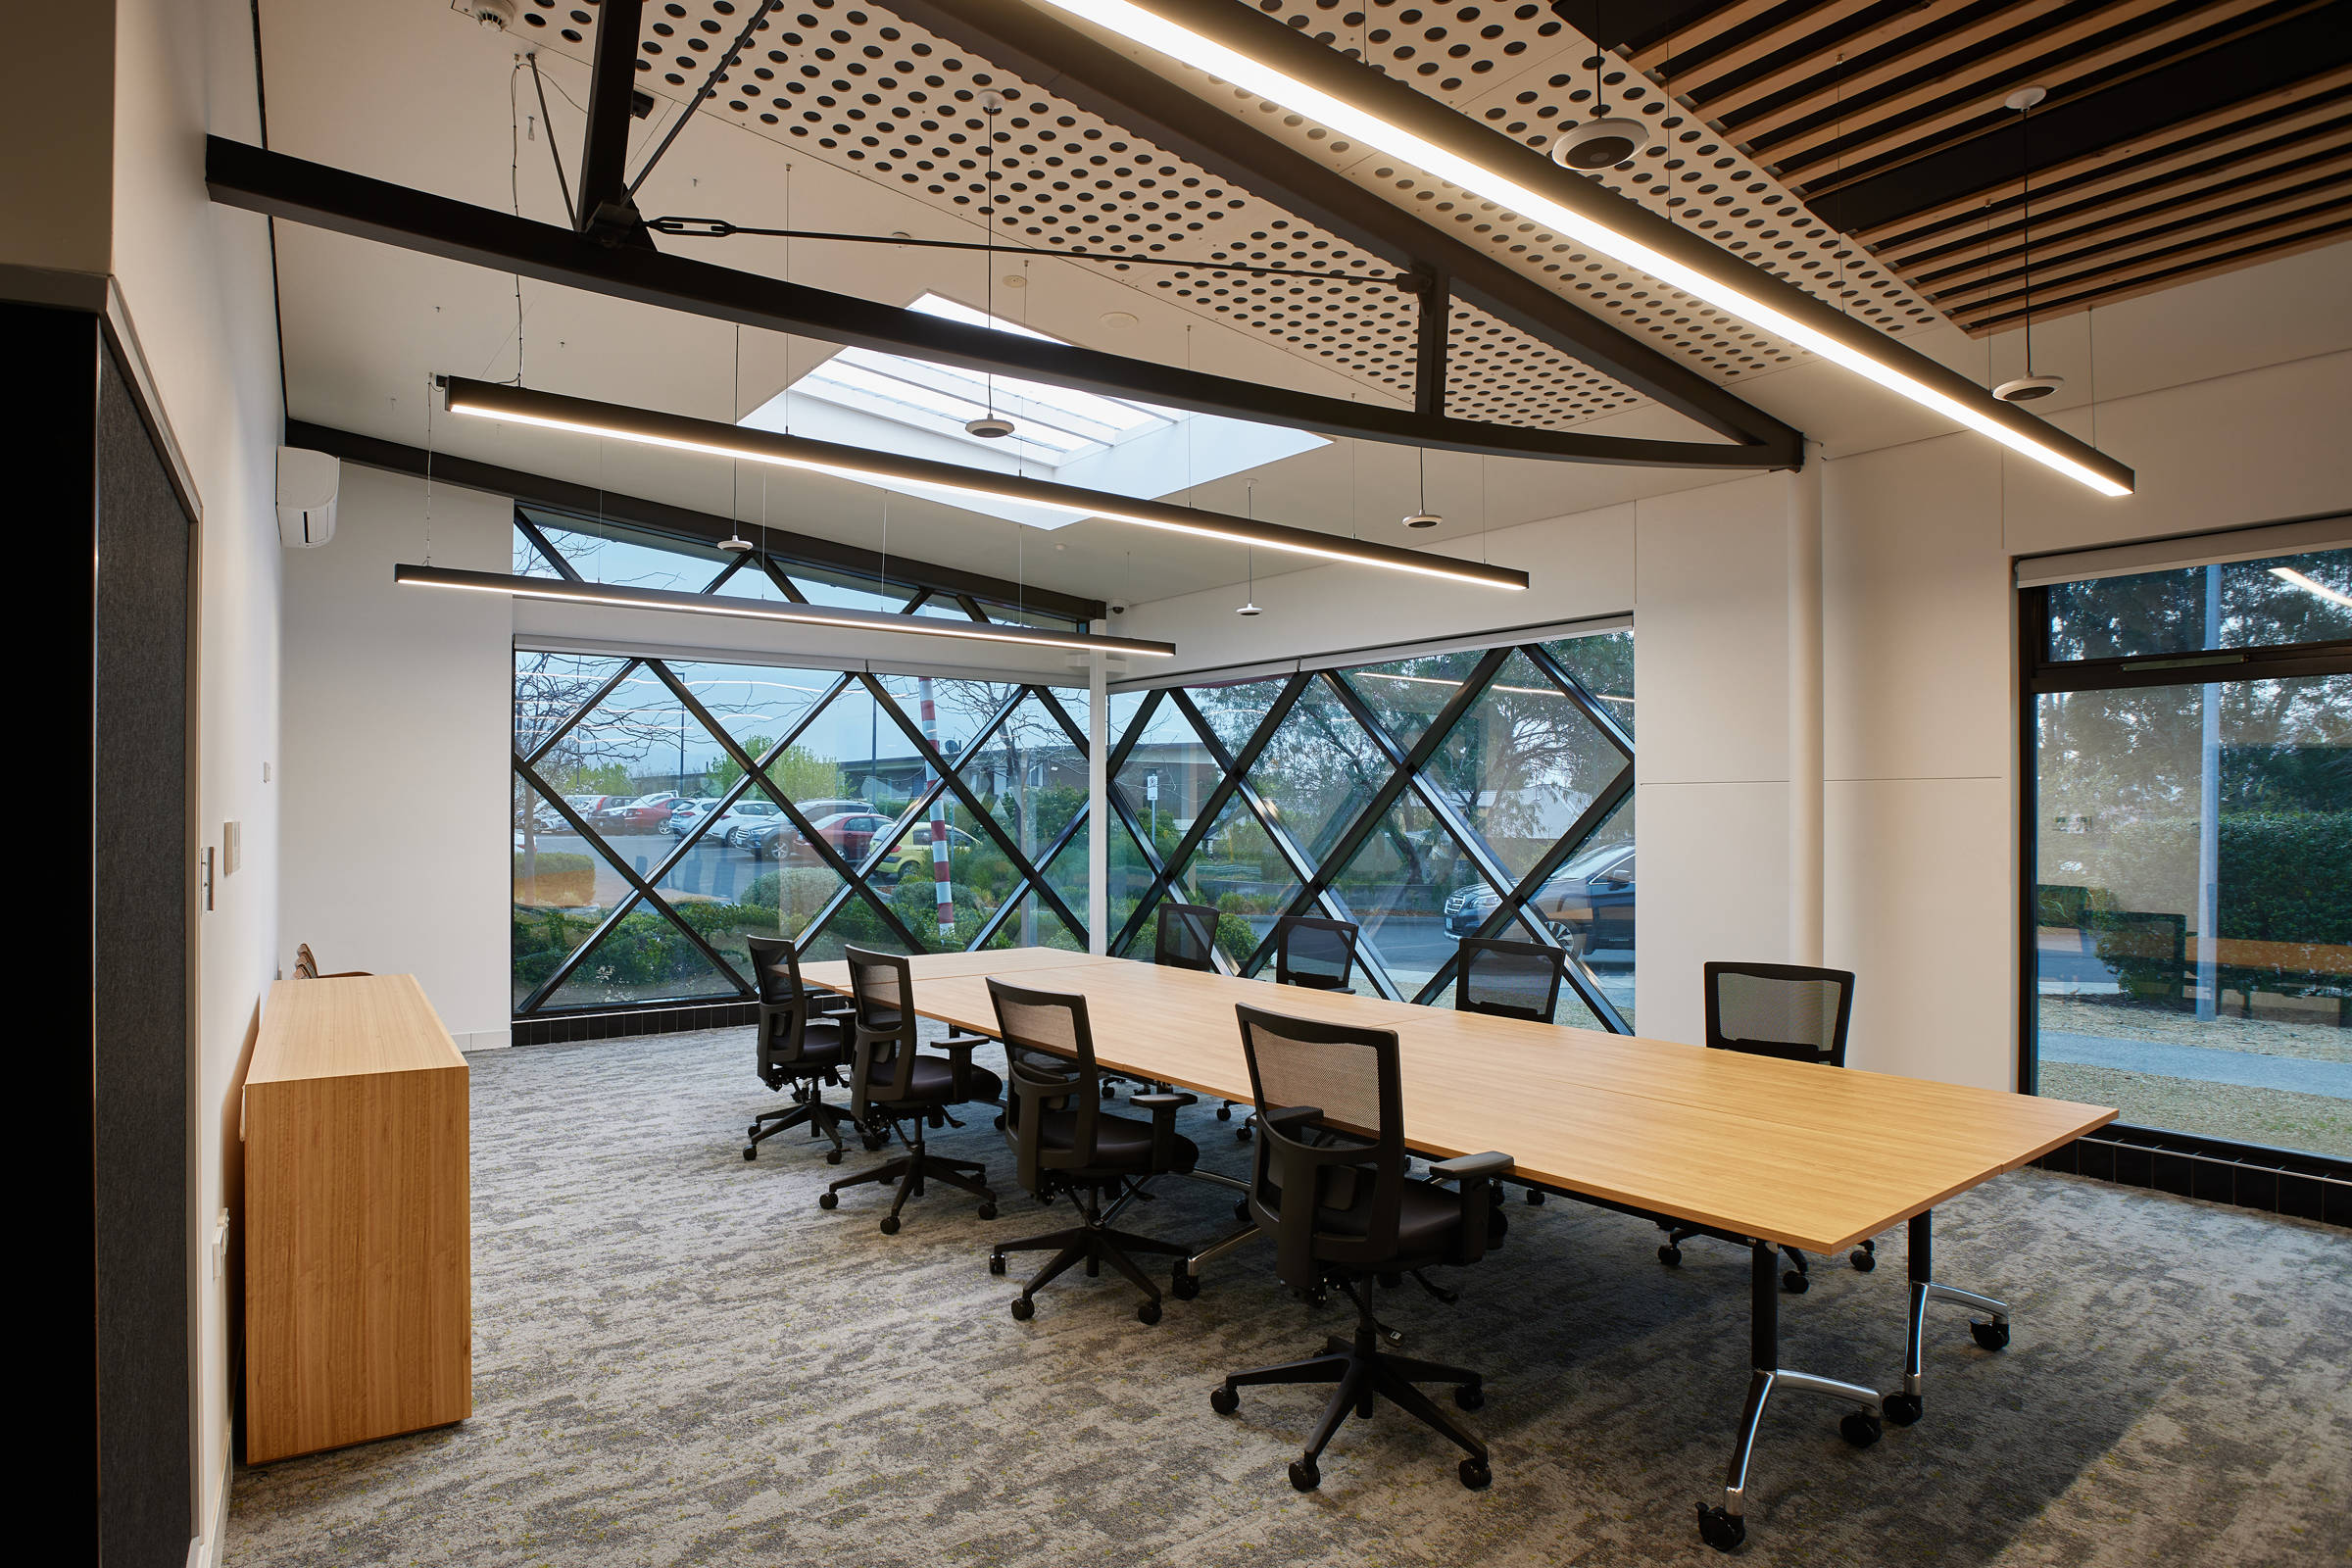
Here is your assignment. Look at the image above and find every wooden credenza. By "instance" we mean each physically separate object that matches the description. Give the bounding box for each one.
[243,974,471,1463]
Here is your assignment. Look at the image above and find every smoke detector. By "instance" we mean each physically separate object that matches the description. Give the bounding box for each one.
[1402,512,1443,530]
[1552,116,1649,172]
[964,416,1016,439]
[1993,374,2065,404]
[459,0,518,30]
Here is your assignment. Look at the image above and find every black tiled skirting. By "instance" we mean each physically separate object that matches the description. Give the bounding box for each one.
[2037,1125,2352,1228]
[512,1000,760,1048]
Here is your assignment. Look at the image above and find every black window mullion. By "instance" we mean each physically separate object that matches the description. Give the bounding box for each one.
[956,593,994,622]
[514,509,585,582]
[519,656,645,769]
[1520,638,1635,759]
[757,554,812,603]
[700,555,749,595]
[1103,686,1164,778]
[511,754,752,1005]
[1032,684,1090,754]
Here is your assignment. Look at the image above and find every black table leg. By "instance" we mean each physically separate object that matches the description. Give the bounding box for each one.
[1884,1208,2012,1427]
[1696,1241,1886,1552]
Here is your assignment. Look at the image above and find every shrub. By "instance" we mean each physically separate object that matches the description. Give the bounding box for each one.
[513,850,595,907]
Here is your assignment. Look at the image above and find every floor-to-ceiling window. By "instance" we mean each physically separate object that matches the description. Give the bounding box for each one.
[509,509,1092,1018]
[2025,542,2351,1159]
[1104,629,1637,1029]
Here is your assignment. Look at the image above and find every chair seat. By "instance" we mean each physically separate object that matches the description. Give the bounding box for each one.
[1038,1107,1200,1174]
[869,1054,1002,1106]
[1315,1178,1461,1260]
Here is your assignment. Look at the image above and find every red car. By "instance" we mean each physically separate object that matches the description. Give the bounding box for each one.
[782,809,895,863]
[591,792,681,834]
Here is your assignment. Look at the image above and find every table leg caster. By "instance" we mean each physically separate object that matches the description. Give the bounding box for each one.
[1696,1504,1745,1552]
[1883,1392,1923,1426]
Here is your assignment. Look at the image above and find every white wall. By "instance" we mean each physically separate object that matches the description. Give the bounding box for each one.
[106,0,288,1554]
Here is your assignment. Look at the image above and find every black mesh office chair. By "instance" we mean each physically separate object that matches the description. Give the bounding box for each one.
[1455,936,1570,1206]
[1273,915,1359,992]
[742,935,858,1163]
[986,978,1203,1325]
[1154,902,1220,972]
[1658,961,1873,1291]
[1209,1004,1513,1494]
[818,947,1003,1234]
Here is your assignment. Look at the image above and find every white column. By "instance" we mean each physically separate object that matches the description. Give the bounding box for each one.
[1787,452,1825,967]
[1088,626,1109,956]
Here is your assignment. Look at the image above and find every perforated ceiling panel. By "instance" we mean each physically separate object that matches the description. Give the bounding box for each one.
[509,0,1943,425]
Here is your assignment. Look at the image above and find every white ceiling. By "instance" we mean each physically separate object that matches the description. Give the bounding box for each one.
[256,0,2352,609]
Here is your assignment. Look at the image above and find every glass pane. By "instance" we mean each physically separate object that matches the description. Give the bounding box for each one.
[544,911,743,1008]
[1247,677,1389,868]
[514,522,564,578]
[873,800,1019,949]
[2045,547,2352,662]
[1115,695,1222,865]
[790,678,930,819]
[792,562,920,615]
[707,559,792,603]
[1107,816,1157,949]
[1042,820,1091,938]
[956,694,1088,867]
[1328,793,1483,1000]
[1544,629,1636,737]
[800,891,914,963]
[1341,649,1487,751]
[513,652,630,757]
[512,776,608,1008]
[665,662,838,805]
[527,514,732,595]
[980,888,1083,953]
[1186,678,1289,760]
[1040,686,1090,749]
[2034,672,2350,1156]
[1428,651,1631,885]
[1179,798,1300,968]
[877,674,1004,768]
[1419,912,1606,1029]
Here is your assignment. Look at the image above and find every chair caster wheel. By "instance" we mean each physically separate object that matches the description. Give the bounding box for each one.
[1235,1124,1251,1143]
[878,1215,901,1236]
[976,1202,998,1220]
[1453,1381,1485,1411]
[1288,1457,1320,1493]
[1235,1198,1251,1223]
[1782,1269,1809,1295]
[862,1134,888,1152]
[742,1147,758,1161]
[1839,1410,1883,1448]
[993,1113,1005,1130]
[817,1191,839,1209]
[1457,1456,1491,1491]
[988,1252,1007,1276]
[1657,1245,1682,1267]
[1971,1318,2011,1351]
[1009,1297,1034,1321]
[1696,1504,1745,1552]
[1850,1246,1876,1272]
[1215,1104,1231,1120]
[1525,1189,1545,1205]
[824,1148,844,1165]
[1137,1299,1161,1325]
[747,1124,761,1141]
[1171,1267,1200,1300]
[1883,1393,1923,1426]
[1102,1083,1116,1100]
[1209,1385,1239,1416]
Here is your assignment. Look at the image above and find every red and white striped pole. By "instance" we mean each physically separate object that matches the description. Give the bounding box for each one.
[916,677,956,941]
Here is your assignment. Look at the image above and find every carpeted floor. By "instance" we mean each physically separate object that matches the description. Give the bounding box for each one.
[223,1026,2352,1568]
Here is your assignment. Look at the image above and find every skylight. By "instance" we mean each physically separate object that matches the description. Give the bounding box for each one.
[739,293,1325,532]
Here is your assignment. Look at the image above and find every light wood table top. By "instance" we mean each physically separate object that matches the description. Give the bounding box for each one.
[807,950,2115,1255]
[250,974,466,1085]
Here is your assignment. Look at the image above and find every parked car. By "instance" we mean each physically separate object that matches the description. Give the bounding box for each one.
[710,798,788,848]
[562,793,619,819]
[872,821,978,882]
[793,797,878,822]
[663,797,726,837]
[1444,841,1635,954]
[764,808,896,862]
[592,792,681,834]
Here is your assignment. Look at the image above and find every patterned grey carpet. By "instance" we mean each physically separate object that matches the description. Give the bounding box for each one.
[223,1025,2352,1568]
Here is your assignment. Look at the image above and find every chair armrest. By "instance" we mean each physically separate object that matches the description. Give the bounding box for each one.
[1131,1091,1198,1169]
[938,1033,989,1101]
[1433,1151,1513,1263]
[1129,1092,1198,1111]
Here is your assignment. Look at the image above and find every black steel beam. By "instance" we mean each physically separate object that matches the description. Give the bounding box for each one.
[215,138,1778,471]
[1810,5,2352,236]
[1414,271,1450,420]
[286,417,1104,622]
[885,0,1800,461]
[576,0,653,246]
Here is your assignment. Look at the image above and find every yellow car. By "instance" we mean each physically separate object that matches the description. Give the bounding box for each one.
[874,822,979,883]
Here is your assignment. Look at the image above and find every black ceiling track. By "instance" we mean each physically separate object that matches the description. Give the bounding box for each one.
[884,0,1802,462]
[209,138,1786,471]
[288,418,1106,622]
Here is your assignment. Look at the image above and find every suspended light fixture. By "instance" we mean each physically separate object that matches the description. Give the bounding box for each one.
[439,376,1531,590]
[1992,85,2064,406]
[393,563,1178,657]
[1028,0,2133,498]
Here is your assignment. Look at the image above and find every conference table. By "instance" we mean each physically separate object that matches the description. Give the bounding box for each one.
[801,947,2115,1550]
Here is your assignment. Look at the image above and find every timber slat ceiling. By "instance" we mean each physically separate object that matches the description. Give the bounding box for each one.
[1611,0,2352,333]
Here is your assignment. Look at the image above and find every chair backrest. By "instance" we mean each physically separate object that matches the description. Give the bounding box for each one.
[1153,902,1220,972]
[1273,915,1359,991]
[1455,937,1567,1022]
[843,946,919,1104]
[1235,1004,1405,1284]
[745,935,822,1075]
[988,978,1103,1189]
[293,943,320,979]
[1703,961,1855,1067]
